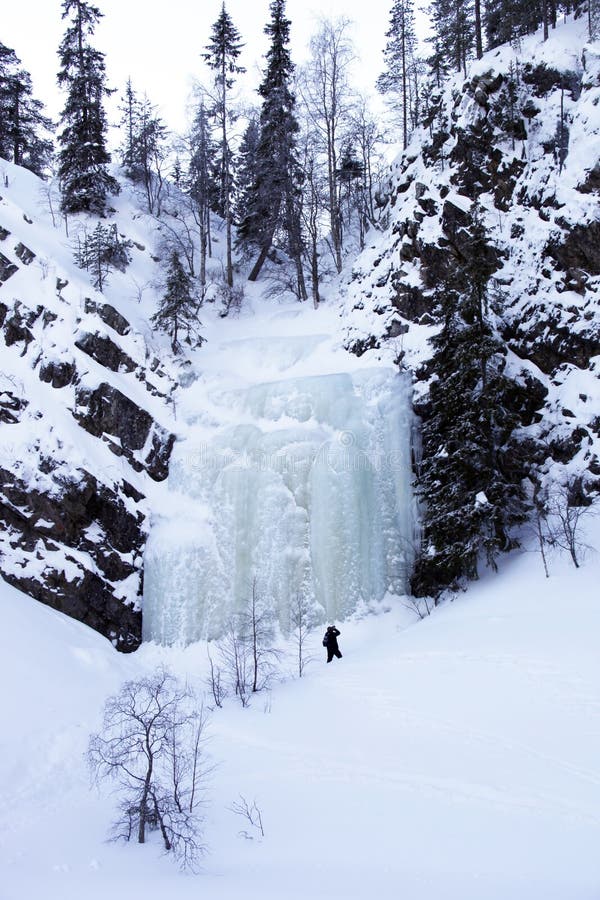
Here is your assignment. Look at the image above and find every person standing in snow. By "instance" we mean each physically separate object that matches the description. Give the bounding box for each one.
[323,625,342,663]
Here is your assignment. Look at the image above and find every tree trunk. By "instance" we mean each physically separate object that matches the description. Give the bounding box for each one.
[311,231,320,308]
[475,0,483,58]
[200,220,207,299]
[248,242,271,282]
[222,104,233,288]
[402,30,408,150]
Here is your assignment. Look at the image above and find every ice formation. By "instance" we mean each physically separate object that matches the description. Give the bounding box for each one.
[143,355,415,644]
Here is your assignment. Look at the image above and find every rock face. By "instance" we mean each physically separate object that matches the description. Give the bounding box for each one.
[0,465,143,649]
[0,180,178,650]
[342,28,600,513]
[74,383,174,481]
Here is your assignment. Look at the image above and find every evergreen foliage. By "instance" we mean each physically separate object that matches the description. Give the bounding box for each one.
[187,96,219,292]
[57,0,119,215]
[428,0,474,75]
[118,84,168,213]
[377,0,418,149]
[413,207,528,597]
[203,3,245,288]
[118,79,142,180]
[237,0,306,298]
[152,251,203,354]
[233,117,260,232]
[74,220,130,292]
[485,0,541,48]
[0,42,54,175]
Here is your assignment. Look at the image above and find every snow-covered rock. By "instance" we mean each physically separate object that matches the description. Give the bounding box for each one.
[0,161,178,650]
[341,16,600,499]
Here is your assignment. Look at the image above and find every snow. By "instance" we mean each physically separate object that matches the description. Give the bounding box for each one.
[2,518,600,899]
[1,13,600,898]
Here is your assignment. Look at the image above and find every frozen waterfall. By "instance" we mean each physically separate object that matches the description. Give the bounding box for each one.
[143,336,416,645]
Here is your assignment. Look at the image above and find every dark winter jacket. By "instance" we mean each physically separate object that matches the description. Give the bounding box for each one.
[323,626,340,649]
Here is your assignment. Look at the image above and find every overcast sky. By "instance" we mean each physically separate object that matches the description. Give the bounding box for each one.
[3,0,401,137]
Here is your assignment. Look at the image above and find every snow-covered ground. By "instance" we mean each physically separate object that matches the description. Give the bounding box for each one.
[2,517,599,899]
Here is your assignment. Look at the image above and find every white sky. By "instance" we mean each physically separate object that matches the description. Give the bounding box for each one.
[2,0,403,137]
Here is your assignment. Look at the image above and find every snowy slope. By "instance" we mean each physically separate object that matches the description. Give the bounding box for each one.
[0,160,184,646]
[2,517,600,899]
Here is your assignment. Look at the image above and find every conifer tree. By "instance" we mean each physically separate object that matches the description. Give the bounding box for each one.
[233,116,259,231]
[203,3,245,288]
[188,96,218,294]
[237,0,307,299]
[57,0,118,214]
[429,0,474,76]
[413,207,528,596]
[118,78,142,179]
[377,0,418,150]
[118,82,168,213]
[484,0,544,48]
[0,42,54,175]
[152,251,202,354]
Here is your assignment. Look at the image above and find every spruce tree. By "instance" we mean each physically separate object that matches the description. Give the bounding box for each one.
[377,0,418,150]
[413,207,528,596]
[118,82,168,212]
[152,251,202,354]
[118,78,142,180]
[57,0,119,214]
[237,0,307,299]
[233,116,259,232]
[188,97,219,293]
[0,42,54,175]
[428,0,474,76]
[484,0,544,48]
[203,3,245,288]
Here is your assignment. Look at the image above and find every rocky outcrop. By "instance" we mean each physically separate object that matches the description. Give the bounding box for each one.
[0,220,177,649]
[342,21,600,527]
[83,299,131,335]
[0,464,144,650]
[73,383,174,481]
[75,331,137,373]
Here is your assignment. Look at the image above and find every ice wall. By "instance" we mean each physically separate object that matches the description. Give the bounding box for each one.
[143,367,415,645]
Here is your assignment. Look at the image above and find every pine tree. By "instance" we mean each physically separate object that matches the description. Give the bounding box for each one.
[137,95,168,214]
[118,78,142,179]
[188,96,219,294]
[237,0,307,299]
[57,0,119,214]
[87,221,111,291]
[203,3,245,288]
[484,0,544,48]
[118,82,168,213]
[74,220,129,291]
[413,207,528,596]
[152,251,202,354]
[428,0,474,76]
[233,116,259,230]
[377,0,418,150]
[0,42,54,175]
